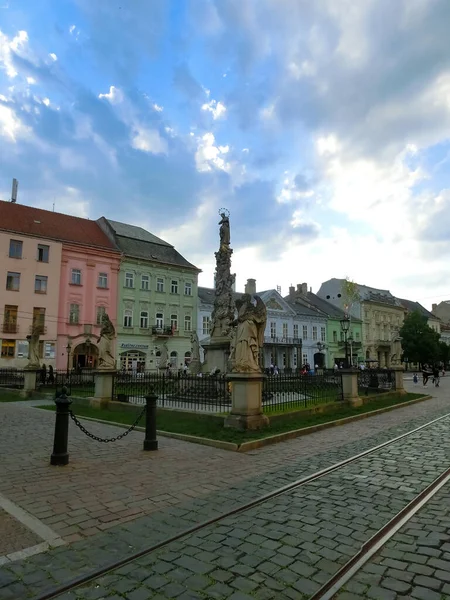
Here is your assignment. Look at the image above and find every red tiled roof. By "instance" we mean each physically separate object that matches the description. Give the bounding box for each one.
[0,201,118,250]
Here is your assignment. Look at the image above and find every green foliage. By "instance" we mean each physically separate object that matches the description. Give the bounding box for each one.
[399,311,440,365]
[438,341,450,366]
[341,277,360,315]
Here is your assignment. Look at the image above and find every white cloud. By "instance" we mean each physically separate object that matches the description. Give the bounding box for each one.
[49,53,57,61]
[131,127,168,155]
[153,103,163,112]
[98,85,123,104]
[195,132,230,172]
[0,29,29,78]
[201,99,227,120]
[0,104,30,141]
[69,25,76,34]
[317,134,339,156]
[277,177,314,204]
[26,76,36,85]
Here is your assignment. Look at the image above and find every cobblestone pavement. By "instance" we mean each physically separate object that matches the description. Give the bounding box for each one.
[0,378,449,599]
[0,511,41,556]
[337,481,450,600]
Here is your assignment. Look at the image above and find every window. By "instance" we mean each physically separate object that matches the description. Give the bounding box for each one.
[44,342,55,359]
[321,327,326,342]
[293,324,299,338]
[302,353,308,364]
[140,311,149,329]
[33,307,45,329]
[333,330,338,343]
[155,312,164,328]
[171,280,178,294]
[96,306,106,325]
[125,272,134,288]
[171,314,178,330]
[3,305,18,333]
[282,323,288,338]
[98,273,108,288]
[141,274,150,290]
[184,282,192,296]
[123,309,133,328]
[6,272,20,291]
[302,325,308,340]
[184,315,192,331]
[35,275,48,294]
[156,278,164,292]
[170,351,178,365]
[293,353,297,367]
[270,322,276,337]
[340,331,344,341]
[1,340,15,358]
[356,331,360,341]
[71,269,81,285]
[9,239,22,259]
[312,326,318,341]
[37,244,49,263]
[202,316,211,335]
[69,303,79,324]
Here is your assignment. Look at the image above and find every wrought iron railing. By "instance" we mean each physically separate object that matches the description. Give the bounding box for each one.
[39,370,96,398]
[151,326,174,336]
[357,369,396,394]
[1,322,18,334]
[112,371,230,413]
[262,372,343,413]
[0,369,24,389]
[263,336,303,345]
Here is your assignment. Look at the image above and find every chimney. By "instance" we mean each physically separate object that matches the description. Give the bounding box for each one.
[289,285,295,296]
[432,303,437,312]
[300,282,308,294]
[11,178,18,203]
[245,278,256,295]
[297,284,302,293]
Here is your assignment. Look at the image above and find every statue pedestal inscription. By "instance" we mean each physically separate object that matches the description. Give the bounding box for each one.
[224,373,269,431]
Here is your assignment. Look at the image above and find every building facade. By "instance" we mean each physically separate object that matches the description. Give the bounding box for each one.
[98,219,200,371]
[431,301,450,325]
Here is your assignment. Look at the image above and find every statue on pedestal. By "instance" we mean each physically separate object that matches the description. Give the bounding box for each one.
[219,212,230,247]
[231,295,267,373]
[97,314,116,370]
[158,342,168,369]
[27,325,41,368]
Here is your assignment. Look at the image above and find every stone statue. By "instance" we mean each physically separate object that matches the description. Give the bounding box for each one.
[27,325,41,368]
[97,314,116,370]
[219,212,230,247]
[158,343,168,368]
[231,294,267,373]
[191,332,200,362]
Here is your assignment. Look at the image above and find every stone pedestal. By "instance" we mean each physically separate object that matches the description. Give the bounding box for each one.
[21,368,38,397]
[224,372,269,431]
[392,366,406,395]
[92,370,115,409]
[202,337,231,374]
[341,369,362,407]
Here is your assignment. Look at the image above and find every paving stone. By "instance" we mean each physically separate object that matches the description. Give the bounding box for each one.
[160,582,186,597]
[206,582,235,598]
[183,574,211,590]
[174,556,214,575]
[435,570,450,583]
[289,560,316,578]
[292,576,321,594]
[367,584,396,600]
[411,586,442,600]
[381,577,412,594]
[127,588,156,600]
[407,563,435,576]
[413,575,443,591]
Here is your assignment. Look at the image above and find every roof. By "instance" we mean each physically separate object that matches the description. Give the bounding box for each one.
[0,200,117,250]
[397,298,438,320]
[286,291,361,322]
[198,286,241,305]
[106,220,172,247]
[286,298,327,319]
[320,278,402,307]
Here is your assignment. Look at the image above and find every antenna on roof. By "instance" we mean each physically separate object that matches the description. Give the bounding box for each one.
[11,178,18,203]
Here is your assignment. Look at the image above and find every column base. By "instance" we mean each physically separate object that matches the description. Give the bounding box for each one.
[224,413,269,431]
[89,397,110,409]
[348,396,363,408]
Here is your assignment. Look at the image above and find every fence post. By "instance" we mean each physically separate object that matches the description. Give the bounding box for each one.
[391,366,406,394]
[50,387,72,466]
[341,369,362,407]
[144,393,158,451]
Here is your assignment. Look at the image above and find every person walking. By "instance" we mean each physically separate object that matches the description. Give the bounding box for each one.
[422,364,430,386]
[432,365,440,387]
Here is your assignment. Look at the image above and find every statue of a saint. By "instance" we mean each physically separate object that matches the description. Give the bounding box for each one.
[219,213,230,247]
[97,314,116,370]
[231,295,267,373]
[191,332,201,362]
[158,343,168,368]
[27,325,41,368]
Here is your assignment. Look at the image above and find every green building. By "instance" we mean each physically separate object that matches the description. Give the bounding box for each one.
[285,284,363,367]
[98,219,200,371]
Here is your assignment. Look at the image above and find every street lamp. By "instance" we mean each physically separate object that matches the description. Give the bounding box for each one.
[348,334,354,368]
[340,316,351,368]
[66,340,72,375]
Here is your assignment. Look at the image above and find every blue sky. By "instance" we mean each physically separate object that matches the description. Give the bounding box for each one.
[2,0,450,308]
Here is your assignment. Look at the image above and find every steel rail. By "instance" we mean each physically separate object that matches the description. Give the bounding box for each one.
[311,465,450,600]
[33,411,450,600]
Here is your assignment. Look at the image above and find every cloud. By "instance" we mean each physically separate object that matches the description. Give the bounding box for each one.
[131,127,168,155]
[195,132,230,172]
[98,85,124,104]
[0,29,29,78]
[201,98,227,119]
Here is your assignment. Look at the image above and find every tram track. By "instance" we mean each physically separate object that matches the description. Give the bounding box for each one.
[31,410,450,600]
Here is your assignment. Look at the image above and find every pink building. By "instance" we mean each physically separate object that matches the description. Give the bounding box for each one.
[0,201,121,371]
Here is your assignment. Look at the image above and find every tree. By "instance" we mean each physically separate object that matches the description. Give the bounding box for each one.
[399,311,440,365]
[341,277,360,316]
[438,341,450,367]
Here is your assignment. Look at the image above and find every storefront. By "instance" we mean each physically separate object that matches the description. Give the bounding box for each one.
[118,342,150,371]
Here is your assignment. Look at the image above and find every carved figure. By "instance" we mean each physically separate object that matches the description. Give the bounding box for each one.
[97,314,116,370]
[191,332,201,362]
[158,342,168,368]
[219,213,230,247]
[231,295,267,373]
[27,325,41,367]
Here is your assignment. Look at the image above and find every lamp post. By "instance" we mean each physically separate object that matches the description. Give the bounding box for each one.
[66,340,72,375]
[348,334,354,368]
[340,315,351,368]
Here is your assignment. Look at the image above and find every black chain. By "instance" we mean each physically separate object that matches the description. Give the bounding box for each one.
[69,405,146,443]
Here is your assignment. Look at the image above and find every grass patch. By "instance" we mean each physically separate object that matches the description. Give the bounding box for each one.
[38,392,426,444]
[0,392,27,402]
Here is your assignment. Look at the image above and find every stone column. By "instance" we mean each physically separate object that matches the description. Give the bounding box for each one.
[224,373,269,430]
[22,368,38,398]
[341,369,362,407]
[391,366,406,395]
[92,370,115,409]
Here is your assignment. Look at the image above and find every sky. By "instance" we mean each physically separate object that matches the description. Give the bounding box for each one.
[1,0,450,309]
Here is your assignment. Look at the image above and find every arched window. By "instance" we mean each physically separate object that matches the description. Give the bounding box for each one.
[184,351,191,364]
[170,350,178,366]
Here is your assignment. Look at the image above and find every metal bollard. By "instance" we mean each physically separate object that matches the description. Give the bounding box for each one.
[143,393,158,451]
[50,387,72,466]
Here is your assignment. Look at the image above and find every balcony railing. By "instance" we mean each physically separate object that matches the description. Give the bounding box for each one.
[2,322,18,334]
[29,324,47,335]
[264,336,302,345]
[152,326,174,337]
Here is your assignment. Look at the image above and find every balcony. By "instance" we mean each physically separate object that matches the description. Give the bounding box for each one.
[152,325,174,337]
[29,324,47,335]
[264,336,302,346]
[2,322,18,334]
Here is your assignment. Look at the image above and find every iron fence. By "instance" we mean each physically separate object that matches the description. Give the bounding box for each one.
[39,370,96,398]
[262,372,343,413]
[0,368,24,389]
[112,371,231,414]
[358,369,396,394]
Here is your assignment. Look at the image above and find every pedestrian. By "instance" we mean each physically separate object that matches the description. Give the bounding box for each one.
[40,363,47,384]
[48,365,54,384]
[422,364,430,387]
[413,373,418,385]
[432,365,440,387]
